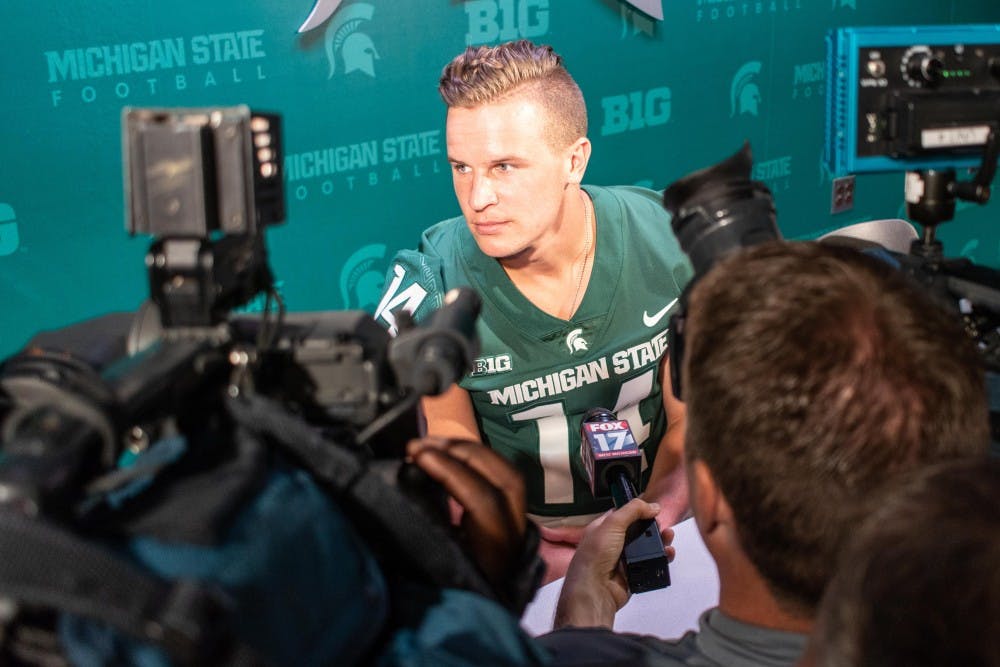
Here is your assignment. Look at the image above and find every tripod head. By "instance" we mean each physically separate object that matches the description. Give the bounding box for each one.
[906,125,1000,262]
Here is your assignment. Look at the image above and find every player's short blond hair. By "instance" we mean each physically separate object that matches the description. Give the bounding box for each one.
[439,40,587,150]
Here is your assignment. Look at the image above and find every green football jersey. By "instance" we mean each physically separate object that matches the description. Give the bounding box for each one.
[374,185,692,517]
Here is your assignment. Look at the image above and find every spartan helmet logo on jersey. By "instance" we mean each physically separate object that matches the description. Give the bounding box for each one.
[566,328,589,355]
[339,243,387,310]
[730,60,763,117]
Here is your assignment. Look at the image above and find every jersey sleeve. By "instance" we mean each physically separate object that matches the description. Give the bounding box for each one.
[372,248,446,336]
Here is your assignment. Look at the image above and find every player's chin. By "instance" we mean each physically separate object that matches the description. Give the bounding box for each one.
[471,234,520,259]
[482,246,525,261]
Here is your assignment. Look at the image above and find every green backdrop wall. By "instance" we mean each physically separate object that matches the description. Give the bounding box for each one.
[3,1,1000,357]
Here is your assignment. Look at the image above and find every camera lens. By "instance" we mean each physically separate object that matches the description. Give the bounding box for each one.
[662,142,782,280]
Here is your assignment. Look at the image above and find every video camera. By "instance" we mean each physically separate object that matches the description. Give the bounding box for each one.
[0,106,506,665]
[664,143,1000,439]
[662,25,1000,446]
[823,24,1000,380]
[0,105,483,510]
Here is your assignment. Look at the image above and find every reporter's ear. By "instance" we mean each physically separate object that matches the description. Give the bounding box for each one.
[690,459,725,534]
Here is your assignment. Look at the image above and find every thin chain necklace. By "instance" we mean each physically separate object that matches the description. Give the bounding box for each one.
[569,191,593,316]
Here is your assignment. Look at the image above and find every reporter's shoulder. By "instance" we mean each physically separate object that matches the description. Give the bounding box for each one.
[537,627,699,666]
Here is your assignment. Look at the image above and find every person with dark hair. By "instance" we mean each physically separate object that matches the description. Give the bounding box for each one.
[803,458,1000,667]
[538,241,991,666]
[373,39,691,580]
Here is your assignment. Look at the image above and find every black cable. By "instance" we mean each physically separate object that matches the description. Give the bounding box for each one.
[355,391,420,446]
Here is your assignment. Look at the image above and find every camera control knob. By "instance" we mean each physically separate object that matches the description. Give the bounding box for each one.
[902,47,944,87]
[989,56,1000,81]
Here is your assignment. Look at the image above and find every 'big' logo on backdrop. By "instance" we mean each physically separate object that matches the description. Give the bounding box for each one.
[464,0,550,46]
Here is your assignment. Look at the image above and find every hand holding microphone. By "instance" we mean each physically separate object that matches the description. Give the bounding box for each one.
[579,408,671,594]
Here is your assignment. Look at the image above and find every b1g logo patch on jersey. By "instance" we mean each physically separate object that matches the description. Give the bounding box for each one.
[470,353,513,377]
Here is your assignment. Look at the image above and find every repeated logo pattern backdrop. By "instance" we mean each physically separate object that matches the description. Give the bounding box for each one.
[2,1,1000,356]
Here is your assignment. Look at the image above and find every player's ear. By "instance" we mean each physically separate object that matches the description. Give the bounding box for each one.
[566,137,591,185]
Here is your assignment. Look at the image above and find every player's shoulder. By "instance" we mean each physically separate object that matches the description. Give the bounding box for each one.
[588,184,692,291]
[418,214,471,259]
[374,215,472,332]
[589,184,669,219]
[588,185,676,241]
[590,185,684,253]
[382,213,470,296]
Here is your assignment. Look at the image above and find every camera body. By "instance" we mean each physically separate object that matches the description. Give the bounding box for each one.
[662,26,1000,419]
[0,107,487,665]
[124,106,284,330]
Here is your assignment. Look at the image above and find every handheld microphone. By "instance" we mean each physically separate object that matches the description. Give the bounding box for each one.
[580,408,671,593]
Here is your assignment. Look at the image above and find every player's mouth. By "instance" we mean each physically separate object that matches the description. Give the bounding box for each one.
[471,220,509,234]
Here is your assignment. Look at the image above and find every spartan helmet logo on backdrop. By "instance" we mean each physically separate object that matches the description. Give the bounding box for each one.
[730,60,762,117]
[325,3,378,78]
[339,243,388,310]
[298,0,379,78]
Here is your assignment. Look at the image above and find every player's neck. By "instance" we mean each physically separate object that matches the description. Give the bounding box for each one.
[500,190,595,319]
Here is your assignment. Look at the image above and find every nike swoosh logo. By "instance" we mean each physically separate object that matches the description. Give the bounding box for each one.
[643,298,679,327]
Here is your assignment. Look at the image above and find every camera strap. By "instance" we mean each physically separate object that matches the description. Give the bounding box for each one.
[224,392,502,603]
[0,510,268,666]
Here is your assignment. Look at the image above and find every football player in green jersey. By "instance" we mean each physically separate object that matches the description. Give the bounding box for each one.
[374,40,691,581]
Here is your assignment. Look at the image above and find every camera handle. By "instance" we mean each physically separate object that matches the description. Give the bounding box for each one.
[147,234,274,329]
[906,124,1000,263]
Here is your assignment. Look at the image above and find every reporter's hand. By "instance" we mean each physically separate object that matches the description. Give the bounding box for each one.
[406,437,527,591]
[553,498,675,629]
[537,524,588,584]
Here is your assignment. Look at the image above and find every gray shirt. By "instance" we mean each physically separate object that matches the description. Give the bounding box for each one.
[536,608,808,667]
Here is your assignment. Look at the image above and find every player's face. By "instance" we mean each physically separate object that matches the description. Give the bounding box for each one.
[446,94,577,262]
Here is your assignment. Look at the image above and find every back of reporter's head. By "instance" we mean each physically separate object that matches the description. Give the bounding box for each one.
[681,240,990,614]
[808,458,1000,667]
